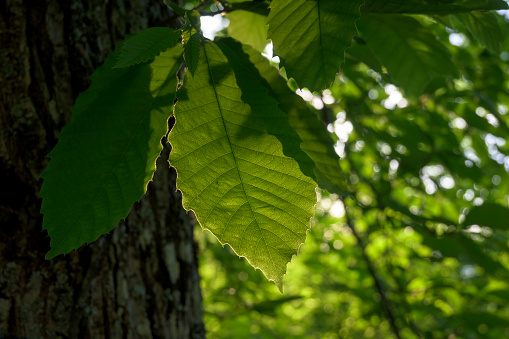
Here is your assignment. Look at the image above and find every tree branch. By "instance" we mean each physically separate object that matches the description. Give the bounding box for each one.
[343,202,402,339]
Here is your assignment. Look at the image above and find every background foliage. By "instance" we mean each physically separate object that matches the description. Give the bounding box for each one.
[37,0,509,336]
[196,2,509,338]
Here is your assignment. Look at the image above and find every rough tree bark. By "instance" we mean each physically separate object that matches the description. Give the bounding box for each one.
[0,1,204,338]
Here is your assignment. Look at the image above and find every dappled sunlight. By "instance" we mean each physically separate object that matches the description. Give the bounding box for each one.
[200,14,229,40]
[449,32,467,47]
[382,84,408,110]
[262,42,280,64]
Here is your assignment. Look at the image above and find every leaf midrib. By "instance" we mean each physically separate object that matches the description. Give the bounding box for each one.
[201,43,277,272]
[316,0,326,89]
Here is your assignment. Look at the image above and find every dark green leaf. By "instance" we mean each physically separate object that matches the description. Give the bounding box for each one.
[345,41,384,74]
[464,203,509,229]
[357,14,459,97]
[228,1,270,16]
[267,0,363,92]
[183,28,202,76]
[454,12,504,53]
[41,44,183,259]
[252,296,302,315]
[186,10,201,30]
[362,0,509,14]
[114,27,181,68]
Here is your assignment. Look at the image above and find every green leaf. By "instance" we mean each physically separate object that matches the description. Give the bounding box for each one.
[454,12,504,53]
[267,0,363,92]
[114,27,181,68]
[40,44,183,259]
[464,203,509,229]
[345,40,384,74]
[169,40,317,291]
[165,1,186,16]
[362,0,509,14]
[457,234,506,273]
[183,28,202,76]
[415,228,506,273]
[215,37,348,195]
[227,1,270,16]
[186,10,202,30]
[357,14,459,97]
[252,296,302,315]
[227,10,268,52]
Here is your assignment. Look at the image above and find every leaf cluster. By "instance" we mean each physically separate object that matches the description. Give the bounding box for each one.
[39,0,509,302]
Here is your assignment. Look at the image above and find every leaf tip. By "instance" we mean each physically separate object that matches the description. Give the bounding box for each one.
[274,277,284,293]
[45,249,59,260]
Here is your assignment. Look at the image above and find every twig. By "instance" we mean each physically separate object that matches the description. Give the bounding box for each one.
[384,220,424,338]
[195,0,213,11]
[343,202,402,339]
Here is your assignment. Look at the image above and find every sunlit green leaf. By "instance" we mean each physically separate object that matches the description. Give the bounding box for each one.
[215,38,348,195]
[227,10,268,52]
[169,40,317,290]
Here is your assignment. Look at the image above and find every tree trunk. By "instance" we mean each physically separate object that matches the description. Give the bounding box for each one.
[0,1,204,338]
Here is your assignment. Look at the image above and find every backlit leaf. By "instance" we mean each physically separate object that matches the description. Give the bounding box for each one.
[169,40,317,291]
[227,10,268,52]
[267,0,363,92]
[215,37,348,195]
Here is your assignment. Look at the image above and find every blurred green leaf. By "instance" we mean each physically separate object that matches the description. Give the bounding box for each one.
[454,12,504,53]
[464,203,509,229]
[252,296,302,315]
[357,14,458,97]
[227,1,270,16]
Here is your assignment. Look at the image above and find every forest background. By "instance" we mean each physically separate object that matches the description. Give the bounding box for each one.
[195,1,509,338]
[1,1,509,338]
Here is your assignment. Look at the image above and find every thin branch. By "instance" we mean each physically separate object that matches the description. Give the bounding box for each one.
[198,11,227,17]
[343,202,402,339]
[194,0,212,10]
[384,219,424,338]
